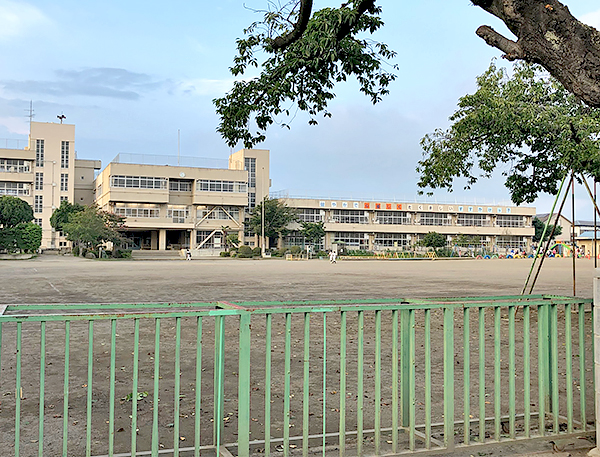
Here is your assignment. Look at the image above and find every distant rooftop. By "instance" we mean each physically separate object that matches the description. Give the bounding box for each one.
[111,153,234,169]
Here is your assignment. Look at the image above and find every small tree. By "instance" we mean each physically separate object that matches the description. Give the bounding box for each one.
[300,221,326,250]
[63,206,124,253]
[533,217,563,243]
[0,196,39,253]
[50,201,84,232]
[15,223,42,253]
[421,232,447,251]
[249,198,298,247]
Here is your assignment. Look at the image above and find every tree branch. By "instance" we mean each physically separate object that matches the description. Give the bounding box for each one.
[476,25,523,60]
[271,0,314,50]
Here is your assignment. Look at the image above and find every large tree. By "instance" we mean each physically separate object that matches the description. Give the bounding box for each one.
[249,198,298,242]
[216,1,600,147]
[0,196,40,253]
[417,61,600,204]
[62,205,125,251]
[0,195,33,228]
[50,200,84,232]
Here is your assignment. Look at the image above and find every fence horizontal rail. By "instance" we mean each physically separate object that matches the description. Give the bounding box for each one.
[0,295,594,457]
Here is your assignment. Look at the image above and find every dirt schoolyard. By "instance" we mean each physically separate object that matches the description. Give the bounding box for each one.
[0,256,596,457]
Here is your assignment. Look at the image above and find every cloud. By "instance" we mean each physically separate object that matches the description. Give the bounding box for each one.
[176,78,238,97]
[580,9,600,29]
[0,0,51,41]
[1,68,166,100]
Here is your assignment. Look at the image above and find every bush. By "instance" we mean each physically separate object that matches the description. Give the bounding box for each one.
[220,251,231,257]
[290,245,302,255]
[238,245,253,258]
[316,250,327,257]
[346,250,374,256]
[252,247,262,257]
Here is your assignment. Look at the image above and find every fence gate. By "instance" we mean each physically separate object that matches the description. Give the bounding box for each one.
[0,295,594,457]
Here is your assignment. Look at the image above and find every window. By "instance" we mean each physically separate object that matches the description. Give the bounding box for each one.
[331,210,369,224]
[60,173,68,192]
[196,230,216,248]
[496,215,526,228]
[60,196,68,202]
[167,206,189,223]
[333,232,369,250]
[298,208,324,223]
[497,236,526,250]
[114,203,160,218]
[0,159,31,173]
[249,192,256,208]
[283,230,324,249]
[0,182,30,196]
[197,206,240,221]
[61,141,70,168]
[35,172,43,191]
[418,212,451,226]
[374,211,410,225]
[374,233,409,247]
[169,179,192,192]
[35,139,44,167]
[457,214,490,227]
[34,195,43,213]
[245,157,256,188]
[34,218,42,227]
[110,175,167,189]
[196,180,247,193]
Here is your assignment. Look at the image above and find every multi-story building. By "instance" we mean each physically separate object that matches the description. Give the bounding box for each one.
[283,198,535,253]
[1,121,535,253]
[0,121,100,249]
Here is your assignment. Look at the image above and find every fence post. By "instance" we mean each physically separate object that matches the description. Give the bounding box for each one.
[589,272,600,457]
[238,312,251,457]
[443,307,455,451]
[400,309,410,428]
[213,316,225,450]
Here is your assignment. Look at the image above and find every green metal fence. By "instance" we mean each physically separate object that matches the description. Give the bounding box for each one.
[0,295,594,457]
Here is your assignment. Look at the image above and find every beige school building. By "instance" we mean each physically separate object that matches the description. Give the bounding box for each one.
[0,121,536,253]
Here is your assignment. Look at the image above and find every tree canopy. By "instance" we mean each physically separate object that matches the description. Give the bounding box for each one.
[50,200,84,232]
[0,196,40,253]
[249,198,298,241]
[533,217,563,243]
[216,0,600,147]
[0,195,33,228]
[62,205,125,249]
[417,61,600,205]
[300,221,326,246]
[421,232,447,249]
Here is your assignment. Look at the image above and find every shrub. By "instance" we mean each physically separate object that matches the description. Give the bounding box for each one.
[252,247,262,257]
[220,251,231,257]
[316,250,327,257]
[290,245,302,255]
[238,245,253,258]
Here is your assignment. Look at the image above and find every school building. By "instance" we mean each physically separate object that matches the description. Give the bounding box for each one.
[0,121,536,253]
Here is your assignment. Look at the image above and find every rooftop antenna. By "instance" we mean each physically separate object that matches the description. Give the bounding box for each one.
[25,101,35,130]
[57,113,66,124]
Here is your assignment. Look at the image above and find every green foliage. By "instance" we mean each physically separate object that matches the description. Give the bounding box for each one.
[290,245,302,255]
[50,201,84,231]
[63,205,125,249]
[249,198,298,240]
[533,217,563,243]
[345,249,374,256]
[220,250,231,257]
[453,234,482,246]
[226,233,239,249]
[214,1,397,148]
[300,221,325,246]
[0,196,33,228]
[421,232,447,249]
[237,245,253,258]
[14,223,42,252]
[252,246,262,256]
[417,61,600,204]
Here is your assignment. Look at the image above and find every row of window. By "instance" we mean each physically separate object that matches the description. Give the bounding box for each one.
[0,159,31,173]
[112,204,243,222]
[196,180,247,193]
[0,182,30,196]
[32,139,70,168]
[110,176,168,189]
[109,175,250,194]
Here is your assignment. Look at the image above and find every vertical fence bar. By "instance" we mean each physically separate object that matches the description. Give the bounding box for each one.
[400,310,410,428]
[86,320,94,457]
[579,303,586,431]
[194,317,203,457]
[15,321,22,457]
[424,309,431,450]
[214,316,225,451]
[508,306,516,439]
[38,321,46,457]
[174,317,182,457]
[523,306,531,438]
[152,318,161,457]
[550,304,559,434]
[339,311,347,457]
[131,319,139,457]
[284,313,292,457]
[391,310,399,453]
[357,311,364,457]
[109,319,117,457]
[409,310,416,452]
[374,310,381,455]
[63,320,70,457]
[265,314,272,457]
[443,307,455,451]
[302,313,309,457]
[463,307,470,446]
[478,307,485,443]
[538,305,547,436]
[494,306,501,441]
[238,313,251,457]
[322,313,327,457]
[565,303,573,433]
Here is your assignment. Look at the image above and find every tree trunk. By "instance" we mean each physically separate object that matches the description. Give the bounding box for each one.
[473,0,600,107]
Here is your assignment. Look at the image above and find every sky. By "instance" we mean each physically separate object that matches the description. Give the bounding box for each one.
[1,0,600,219]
